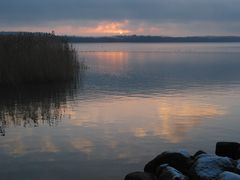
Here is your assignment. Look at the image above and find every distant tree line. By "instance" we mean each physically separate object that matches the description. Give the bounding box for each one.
[1,32,240,43]
[65,35,240,43]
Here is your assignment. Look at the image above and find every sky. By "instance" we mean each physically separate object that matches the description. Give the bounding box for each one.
[1,0,240,36]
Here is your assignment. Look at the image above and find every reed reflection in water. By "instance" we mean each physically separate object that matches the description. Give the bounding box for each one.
[0,81,80,136]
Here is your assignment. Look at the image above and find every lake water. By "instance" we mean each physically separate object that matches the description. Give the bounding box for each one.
[1,43,240,180]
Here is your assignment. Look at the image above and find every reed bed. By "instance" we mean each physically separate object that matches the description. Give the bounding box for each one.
[0,33,84,85]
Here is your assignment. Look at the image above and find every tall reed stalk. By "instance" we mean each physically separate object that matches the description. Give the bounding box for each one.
[0,33,84,85]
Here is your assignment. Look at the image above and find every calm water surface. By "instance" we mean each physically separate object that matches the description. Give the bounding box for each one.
[1,43,240,180]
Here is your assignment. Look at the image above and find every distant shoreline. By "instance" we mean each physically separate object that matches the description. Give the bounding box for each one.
[1,32,240,43]
[65,35,240,43]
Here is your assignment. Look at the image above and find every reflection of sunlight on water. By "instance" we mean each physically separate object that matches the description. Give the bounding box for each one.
[69,138,94,156]
[66,95,225,143]
[157,100,225,143]
[133,128,147,138]
[9,137,26,156]
[83,52,129,75]
[41,136,59,153]
[2,134,94,157]
[1,44,240,180]
[0,93,226,160]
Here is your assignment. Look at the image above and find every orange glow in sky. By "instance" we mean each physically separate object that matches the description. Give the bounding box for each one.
[2,20,199,36]
[5,21,131,36]
[84,21,130,35]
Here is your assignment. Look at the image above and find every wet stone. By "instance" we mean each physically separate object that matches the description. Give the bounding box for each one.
[124,172,157,180]
[216,142,240,160]
[144,151,192,175]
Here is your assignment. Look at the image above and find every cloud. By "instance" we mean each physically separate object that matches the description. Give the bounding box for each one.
[1,0,240,23]
[1,0,240,35]
[79,21,130,35]
[3,20,240,36]
[0,20,130,36]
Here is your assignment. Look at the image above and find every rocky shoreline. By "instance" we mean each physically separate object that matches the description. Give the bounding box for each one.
[125,142,240,180]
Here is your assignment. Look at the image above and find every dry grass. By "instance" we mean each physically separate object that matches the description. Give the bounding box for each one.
[0,33,84,85]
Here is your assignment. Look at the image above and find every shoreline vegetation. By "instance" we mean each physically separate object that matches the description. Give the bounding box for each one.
[1,32,240,43]
[66,35,240,43]
[0,32,86,86]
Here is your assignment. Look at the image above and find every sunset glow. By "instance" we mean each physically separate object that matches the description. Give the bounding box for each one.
[1,0,240,36]
[1,0,240,179]
[3,20,238,36]
[88,21,130,35]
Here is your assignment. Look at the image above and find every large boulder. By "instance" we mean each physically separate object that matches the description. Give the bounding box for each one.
[124,172,157,180]
[216,142,240,160]
[156,164,189,180]
[218,171,240,180]
[193,150,207,159]
[144,151,192,175]
[190,154,235,180]
[178,149,192,159]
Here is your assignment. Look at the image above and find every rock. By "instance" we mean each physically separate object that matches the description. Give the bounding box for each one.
[179,149,191,159]
[193,150,207,159]
[216,142,240,160]
[144,152,192,175]
[156,164,189,180]
[124,172,157,180]
[190,154,235,180]
[218,171,240,180]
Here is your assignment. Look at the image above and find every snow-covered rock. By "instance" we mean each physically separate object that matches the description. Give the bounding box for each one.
[193,150,207,159]
[156,164,189,180]
[190,154,235,180]
[237,160,240,170]
[179,149,191,159]
[124,172,157,180]
[218,171,240,180]
[144,151,192,175]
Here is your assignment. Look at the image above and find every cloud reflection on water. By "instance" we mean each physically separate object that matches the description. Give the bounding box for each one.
[0,94,225,158]
[67,96,225,143]
[69,138,94,155]
[157,99,225,142]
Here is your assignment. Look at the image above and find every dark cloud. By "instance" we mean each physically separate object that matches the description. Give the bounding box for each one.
[1,0,240,24]
[0,0,240,35]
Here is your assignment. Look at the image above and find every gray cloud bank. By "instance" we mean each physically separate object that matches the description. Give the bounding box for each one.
[1,0,240,35]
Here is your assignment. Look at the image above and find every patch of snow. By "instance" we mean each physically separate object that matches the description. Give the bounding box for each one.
[191,154,234,179]
[159,164,168,168]
[218,171,240,180]
[165,166,188,180]
[179,149,191,158]
[237,160,240,170]
[158,165,188,180]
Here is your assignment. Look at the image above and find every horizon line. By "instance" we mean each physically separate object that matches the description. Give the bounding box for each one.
[1,31,240,38]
